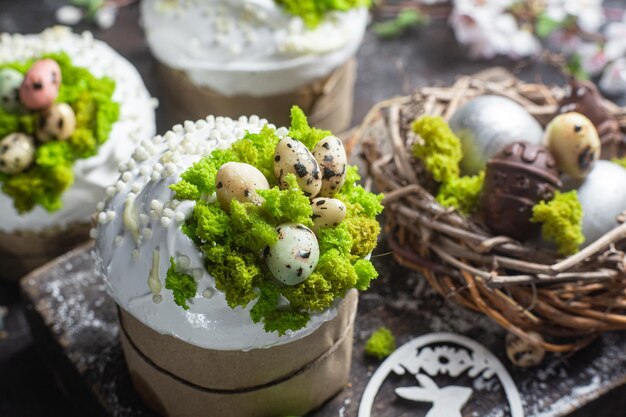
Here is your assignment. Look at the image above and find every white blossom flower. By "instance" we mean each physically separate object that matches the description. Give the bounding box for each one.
[600,57,626,95]
[449,0,540,59]
[544,0,605,33]
[604,20,626,61]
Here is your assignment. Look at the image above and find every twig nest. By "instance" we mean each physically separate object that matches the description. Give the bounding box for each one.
[0,133,36,174]
[274,137,321,197]
[449,95,543,175]
[544,112,600,180]
[215,162,269,211]
[481,142,561,240]
[505,331,546,368]
[557,79,622,159]
[265,223,320,286]
[312,136,347,197]
[0,68,24,113]
[37,102,76,142]
[311,197,346,232]
[571,160,626,245]
[19,59,62,110]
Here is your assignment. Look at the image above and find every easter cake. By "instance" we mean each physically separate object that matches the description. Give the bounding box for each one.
[0,27,156,281]
[140,0,369,132]
[94,107,382,417]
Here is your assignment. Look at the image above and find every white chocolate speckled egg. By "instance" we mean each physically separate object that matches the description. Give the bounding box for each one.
[274,137,321,197]
[505,331,545,368]
[215,162,270,211]
[312,136,347,197]
[311,197,346,232]
[0,133,36,174]
[0,68,24,113]
[37,102,77,142]
[450,95,544,175]
[568,160,626,245]
[265,223,319,285]
[544,112,600,179]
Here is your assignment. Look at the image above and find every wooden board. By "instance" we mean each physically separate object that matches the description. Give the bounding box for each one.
[20,237,626,417]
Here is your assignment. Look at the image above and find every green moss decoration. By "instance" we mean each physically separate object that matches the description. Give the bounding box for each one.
[0,52,119,213]
[411,115,484,215]
[531,190,584,256]
[436,171,485,215]
[172,107,382,334]
[411,115,462,184]
[365,326,396,359]
[165,257,198,310]
[612,157,626,169]
[275,0,371,29]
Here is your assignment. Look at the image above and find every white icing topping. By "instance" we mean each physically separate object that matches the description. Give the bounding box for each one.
[0,27,156,233]
[140,0,368,96]
[94,115,340,351]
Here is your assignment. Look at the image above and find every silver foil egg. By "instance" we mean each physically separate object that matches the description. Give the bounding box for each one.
[449,95,544,175]
[570,160,626,246]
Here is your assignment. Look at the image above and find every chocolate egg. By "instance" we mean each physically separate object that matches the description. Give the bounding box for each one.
[311,197,346,232]
[265,223,320,285]
[481,142,561,240]
[0,133,36,174]
[557,79,623,159]
[505,331,545,368]
[274,137,321,197]
[0,69,24,113]
[19,59,61,110]
[544,112,600,179]
[570,160,626,245]
[37,102,76,142]
[449,95,544,175]
[215,162,269,211]
[312,136,347,197]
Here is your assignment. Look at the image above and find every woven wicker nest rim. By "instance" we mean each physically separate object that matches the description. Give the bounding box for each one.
[359,67,626,352]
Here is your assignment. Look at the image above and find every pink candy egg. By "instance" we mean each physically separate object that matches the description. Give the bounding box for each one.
[19,59,62,110]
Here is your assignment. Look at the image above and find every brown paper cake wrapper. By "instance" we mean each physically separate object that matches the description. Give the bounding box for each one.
[157,58,357,134]
[119,289,358,417]
[0,223,91,282]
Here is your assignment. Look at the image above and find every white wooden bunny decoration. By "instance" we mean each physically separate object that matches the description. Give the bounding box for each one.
[396,373,472,417]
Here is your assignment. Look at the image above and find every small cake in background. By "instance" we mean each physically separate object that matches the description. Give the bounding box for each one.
[0,27,156,281]
[94,107,382,417]
[140,0,369,132]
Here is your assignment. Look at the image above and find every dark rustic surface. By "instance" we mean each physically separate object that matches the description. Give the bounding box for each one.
[19,239,626,417]
[2,1,626,417]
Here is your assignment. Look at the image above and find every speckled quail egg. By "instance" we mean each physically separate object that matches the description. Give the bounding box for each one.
[215,162,270,211]
[0,133,36,174]
[37,103,76,142]
[312,136,347,197]
[568,160,626,245]
[505,331,546,368]
[265,223,320,286]
[311,197,346,232]
[0,68,24,113]
[19,58,61,110]
[544,112,600,179]
[449,95,544,175]
[274,137,321,197]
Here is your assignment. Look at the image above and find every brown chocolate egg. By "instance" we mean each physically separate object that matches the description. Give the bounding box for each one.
[557,79,624,158]
[481,142,562,240]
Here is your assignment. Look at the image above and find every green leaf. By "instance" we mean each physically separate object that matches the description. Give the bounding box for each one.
[536,12,562,39]
[372,9,427,39]
[566,53,590,80]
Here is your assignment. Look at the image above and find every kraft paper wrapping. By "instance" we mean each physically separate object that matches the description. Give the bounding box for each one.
[119,289,358,417]
[157,59,357,134]
[0,223,91,282]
